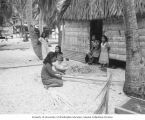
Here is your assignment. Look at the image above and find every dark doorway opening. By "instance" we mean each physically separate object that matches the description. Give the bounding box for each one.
[90,20,103,47]
[109,59,126,69]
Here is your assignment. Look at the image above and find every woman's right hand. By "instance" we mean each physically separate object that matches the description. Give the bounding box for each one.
[57,74,62,79]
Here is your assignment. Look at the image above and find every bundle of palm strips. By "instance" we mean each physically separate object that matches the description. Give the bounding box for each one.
[66,65,93,74]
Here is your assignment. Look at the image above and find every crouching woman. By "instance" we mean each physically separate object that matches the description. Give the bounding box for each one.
[41,52,64,89]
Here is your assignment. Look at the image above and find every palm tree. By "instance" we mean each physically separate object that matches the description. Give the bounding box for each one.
[37,0,71,46]
[25,0,59,59]
[123,0,145,99]
[0,0,13,37]
[12,0,27,37]
[25,0,61,59]
[26,0,43,60]
[38,0,60,46]
[0,0,13,26]
[24,0,71,59]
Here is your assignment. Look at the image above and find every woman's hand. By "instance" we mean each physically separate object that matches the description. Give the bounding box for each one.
[59,72,65,75]
[55,72,64,76]
[56,74,63,79]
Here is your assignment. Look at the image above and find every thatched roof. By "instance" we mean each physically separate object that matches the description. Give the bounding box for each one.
[63,0,145,20]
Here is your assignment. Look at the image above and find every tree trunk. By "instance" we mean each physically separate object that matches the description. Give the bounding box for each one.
[39,10,43,35]
[20,0,23,38]
[26,0,42,60]
[57,22,62,46]
[21,10,25,39]
[20,17,23,37]
[123,0,145,99]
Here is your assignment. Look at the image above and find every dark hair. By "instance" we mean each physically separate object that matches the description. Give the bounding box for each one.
[43,52,56,65]
[55,45,62,54]
[41,32,46,38]
[34,28,40,38]
[102,35,108,42]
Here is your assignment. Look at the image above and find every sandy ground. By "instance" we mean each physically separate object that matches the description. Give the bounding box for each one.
[0,38,129,114]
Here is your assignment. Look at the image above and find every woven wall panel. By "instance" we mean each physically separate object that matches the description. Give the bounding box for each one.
[104,21,145,61]
[138,29,145,36]
[109,54,126,61]
[103,23,124,31]
[104,30,125,37]
[62,21,90,63]
[109,41,126,48]
[65,21,89,28]
[108,36,145,42]
[62,49,86,63]
[108,36,125,42]
[138,19,145,29]
[109,48,126,55]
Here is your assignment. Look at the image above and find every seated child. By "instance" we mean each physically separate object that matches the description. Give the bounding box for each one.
[53,55,69,73]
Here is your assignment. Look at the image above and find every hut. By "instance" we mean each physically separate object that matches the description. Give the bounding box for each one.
[61,0,145,62]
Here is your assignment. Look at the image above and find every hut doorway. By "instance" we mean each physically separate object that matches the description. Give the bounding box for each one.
[90,19,103,44]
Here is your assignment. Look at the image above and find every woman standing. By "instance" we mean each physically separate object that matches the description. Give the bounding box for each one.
[99,35,110,69]
[39,32,50,59]
[41,52,64,89]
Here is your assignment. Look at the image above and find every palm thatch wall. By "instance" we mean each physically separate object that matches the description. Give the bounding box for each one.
[103,16,145,61]
[63,0,145,20]
[62,0,145,62]
[62,20,90,62]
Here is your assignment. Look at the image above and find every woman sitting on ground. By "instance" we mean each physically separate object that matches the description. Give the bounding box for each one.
[55,45,69,61]
[85,35,100,64]
[41,52,64,89]
[55,45,63,58]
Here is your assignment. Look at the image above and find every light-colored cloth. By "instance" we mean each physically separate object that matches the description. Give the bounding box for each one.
[53,61,68,73]
[99,42,109,64]
[39,37,50,59]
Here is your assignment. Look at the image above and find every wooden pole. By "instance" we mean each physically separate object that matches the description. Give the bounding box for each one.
[62,74,107,82]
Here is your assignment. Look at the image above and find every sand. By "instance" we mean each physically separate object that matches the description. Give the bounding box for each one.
[0,38,129,114]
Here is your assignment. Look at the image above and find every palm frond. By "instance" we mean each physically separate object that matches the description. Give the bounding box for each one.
[35,0,70,28]
[0,0,13,19]
[63,0,145,20]
[58,0,71,20]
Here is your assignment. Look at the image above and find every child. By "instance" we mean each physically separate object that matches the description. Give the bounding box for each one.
[99,35,110,69]
[39,32,50,59]
[91,37,100,64]
[85,35,100,64]
[53,55,68,73]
